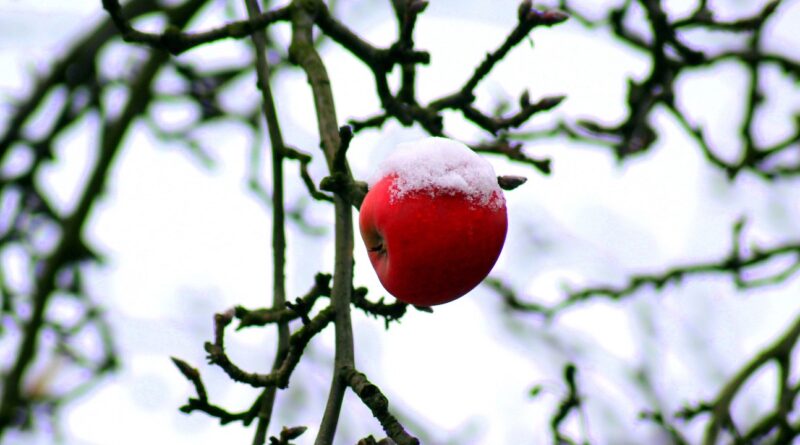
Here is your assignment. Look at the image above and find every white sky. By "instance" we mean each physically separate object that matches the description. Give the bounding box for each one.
[1,0,800,444]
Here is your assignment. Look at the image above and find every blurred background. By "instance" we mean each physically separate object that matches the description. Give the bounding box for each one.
[1,0,799,443]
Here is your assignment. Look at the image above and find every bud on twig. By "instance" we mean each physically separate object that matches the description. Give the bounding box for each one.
[280,426,307,440]
[498,175,528,190]
[520,90,531,108]
[518,0,533,21]
[409,0,428,15]
[536,10,569,25]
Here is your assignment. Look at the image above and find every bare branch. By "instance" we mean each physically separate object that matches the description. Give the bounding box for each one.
[204,306,335,389]
[491,221,800,316]
[101,0,292,55]
[288,3,358,444]
[244,0,291,440]
[702,313,800,445]
[0,42,172,437]
[342,367,420,445]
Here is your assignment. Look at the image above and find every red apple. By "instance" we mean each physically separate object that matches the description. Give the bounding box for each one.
[358,138,508,306]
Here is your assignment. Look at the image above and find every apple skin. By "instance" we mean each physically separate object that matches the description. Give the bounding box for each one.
[359,175,508,306]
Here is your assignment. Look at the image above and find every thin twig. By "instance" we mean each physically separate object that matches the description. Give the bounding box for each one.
[204,306,335,389]
[244,0,291,442]
[490,223,800,317]
[101,0,292,55]
[341,366,420,445]
[702,313,800,445]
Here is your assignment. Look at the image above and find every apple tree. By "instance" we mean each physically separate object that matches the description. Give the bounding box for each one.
[0,0,799,444]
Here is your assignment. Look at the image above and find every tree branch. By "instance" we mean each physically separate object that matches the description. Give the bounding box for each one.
[244,0,291,442]
[0,47,170,437]
[288,2,357,443]
[341,366,420,445]
[204,306,335,389]
[702,312,800,445]
[101,0,292,55]
[491,221,800,317]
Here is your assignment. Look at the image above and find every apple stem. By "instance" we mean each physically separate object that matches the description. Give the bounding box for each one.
[320,127,368,209]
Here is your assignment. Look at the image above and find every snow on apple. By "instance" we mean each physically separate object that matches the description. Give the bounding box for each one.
[368,137,506,210]
[359,137,508,306]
